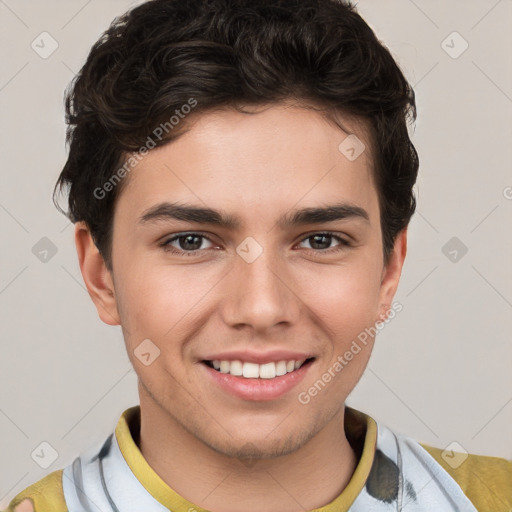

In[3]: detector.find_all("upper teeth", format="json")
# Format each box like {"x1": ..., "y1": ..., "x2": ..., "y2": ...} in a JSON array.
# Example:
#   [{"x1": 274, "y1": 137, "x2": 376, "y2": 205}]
[{"x1": 212, "y1": 359, "x2": 306, "y2": 378}]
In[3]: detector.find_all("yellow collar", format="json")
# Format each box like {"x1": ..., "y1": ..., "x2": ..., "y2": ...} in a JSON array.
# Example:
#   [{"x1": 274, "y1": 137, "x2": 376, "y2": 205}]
[{"x1": 115, "y1": 404, "x2": 377, "y2": 511}]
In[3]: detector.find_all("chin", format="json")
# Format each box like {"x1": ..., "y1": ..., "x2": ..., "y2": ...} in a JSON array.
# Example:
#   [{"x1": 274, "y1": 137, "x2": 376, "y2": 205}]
[
  {"x1": 213, "y1": 437, "x2": 299, "y2": 461},
  {"x1": 200, "y1": 422, "x2": 318, "y2": 462}
]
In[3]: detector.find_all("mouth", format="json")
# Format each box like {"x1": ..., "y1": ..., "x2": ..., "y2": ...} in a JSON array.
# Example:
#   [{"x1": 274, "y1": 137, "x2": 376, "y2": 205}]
[
  {"x1": 202, "y1": 357, "x2": 316, "y2": 379},
  {"x1": 200, "y1": 357, "x2": 316, "y2": 401}
]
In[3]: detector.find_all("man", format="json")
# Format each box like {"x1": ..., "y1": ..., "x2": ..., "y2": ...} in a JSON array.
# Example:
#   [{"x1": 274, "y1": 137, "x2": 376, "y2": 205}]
[{"x1": 6, "y1": 0, "x2": 511, "y2": 511}]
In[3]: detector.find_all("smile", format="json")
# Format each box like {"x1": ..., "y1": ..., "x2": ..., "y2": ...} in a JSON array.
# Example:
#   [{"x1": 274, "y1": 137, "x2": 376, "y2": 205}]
[
  {"x1": 204, "y1": 358, "x2": 313, "y2": 379},
  {"x1": 200, "y1": 357, "x2": 316, "y2": 401}
]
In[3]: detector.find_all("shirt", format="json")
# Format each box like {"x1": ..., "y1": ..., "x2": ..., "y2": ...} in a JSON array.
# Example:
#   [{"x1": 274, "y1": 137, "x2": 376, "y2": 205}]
[{"x1": 5, "y1": 405, "x2": 512, "y2": 511}]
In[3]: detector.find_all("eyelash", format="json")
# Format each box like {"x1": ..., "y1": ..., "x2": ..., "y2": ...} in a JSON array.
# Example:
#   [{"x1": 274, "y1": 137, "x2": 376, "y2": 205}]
[{"x1": 159, "y1": 231, "x2": 352, "y2": 257}]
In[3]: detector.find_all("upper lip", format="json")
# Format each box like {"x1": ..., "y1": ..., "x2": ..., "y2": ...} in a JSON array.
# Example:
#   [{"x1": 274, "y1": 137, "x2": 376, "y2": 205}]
[{"x1": 201, "y1": 350, "x2": 315, "y2": 365}]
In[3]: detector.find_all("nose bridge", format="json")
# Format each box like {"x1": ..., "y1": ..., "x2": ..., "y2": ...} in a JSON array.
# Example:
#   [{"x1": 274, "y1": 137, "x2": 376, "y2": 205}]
[{"x1": 223, "y1": 236, "x2": 299, "y2": 330}]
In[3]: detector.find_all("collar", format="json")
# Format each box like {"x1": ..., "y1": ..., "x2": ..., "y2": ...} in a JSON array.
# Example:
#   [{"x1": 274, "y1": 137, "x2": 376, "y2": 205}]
[
  {"x1": 114, "y1": 404, "x2": 377, "y2": 511},
  {"x1": 62, "y1": 404, "x2": 478, "y2": 511}
]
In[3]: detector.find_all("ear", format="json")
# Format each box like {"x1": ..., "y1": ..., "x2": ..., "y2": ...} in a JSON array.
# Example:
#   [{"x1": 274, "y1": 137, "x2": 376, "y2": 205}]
[
  {"x1": 74, "y1": 221, "x2": 121, "y2": 326},
  {"x1": 376, "y1": 227, "x2": 407, "y2": 323}
]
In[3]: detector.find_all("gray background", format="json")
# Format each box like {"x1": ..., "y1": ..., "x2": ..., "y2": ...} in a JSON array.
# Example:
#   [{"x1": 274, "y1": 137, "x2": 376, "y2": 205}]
[{"x1": 1, "y1": 0, "x2": 511, "y2": 506}]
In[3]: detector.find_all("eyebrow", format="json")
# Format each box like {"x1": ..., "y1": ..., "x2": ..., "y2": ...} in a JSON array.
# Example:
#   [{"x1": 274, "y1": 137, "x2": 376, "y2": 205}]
[{"x1": 137, "y1": 201, "x2": 370, "y2": 229}]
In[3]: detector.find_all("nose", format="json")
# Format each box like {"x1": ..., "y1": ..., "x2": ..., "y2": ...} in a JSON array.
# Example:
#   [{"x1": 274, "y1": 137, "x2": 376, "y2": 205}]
[{"x1": 220, "y1": 242, "x2": 301, "y2": 333}]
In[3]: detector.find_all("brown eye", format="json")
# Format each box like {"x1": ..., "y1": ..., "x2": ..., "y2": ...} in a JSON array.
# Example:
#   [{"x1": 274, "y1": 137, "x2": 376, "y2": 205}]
[
  {"x1": 297, "y1": 232, "x2": 351, "y2": 253},
  {"x1": 161, "y1": 233, "x2": 214, "y2": 255}
]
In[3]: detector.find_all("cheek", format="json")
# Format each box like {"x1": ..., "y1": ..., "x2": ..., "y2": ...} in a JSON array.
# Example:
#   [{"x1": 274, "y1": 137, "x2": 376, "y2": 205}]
[
  {"x1": 301, "y1": 259, "x2": 382, "y2": 329},
  {"x1": 115, "y1": 260, "x2": 179, "y2": 319},
  {"x1": 115, "y1": 264, "x2": 217, "y2": 356}
]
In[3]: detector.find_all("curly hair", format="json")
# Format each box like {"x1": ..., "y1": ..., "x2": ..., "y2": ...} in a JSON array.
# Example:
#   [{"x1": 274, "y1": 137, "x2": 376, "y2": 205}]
[{"x1": 53, "y1": 0, "x2": 419, "y2": 271}]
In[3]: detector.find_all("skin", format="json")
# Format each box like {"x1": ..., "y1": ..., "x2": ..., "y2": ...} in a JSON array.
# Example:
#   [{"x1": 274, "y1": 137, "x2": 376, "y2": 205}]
[
  {"x1": 12, "y1": 499, "x2": 34, "y2": 512},
  {"x1": 75, "y1": 102, "x2": 407, "y2": 512}
]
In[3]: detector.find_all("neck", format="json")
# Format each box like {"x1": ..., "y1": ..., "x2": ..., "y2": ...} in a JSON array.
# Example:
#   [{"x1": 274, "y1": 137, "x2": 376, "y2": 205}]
[{"x1": 136, "y1": 398, "x2": 359, "y2": 512}]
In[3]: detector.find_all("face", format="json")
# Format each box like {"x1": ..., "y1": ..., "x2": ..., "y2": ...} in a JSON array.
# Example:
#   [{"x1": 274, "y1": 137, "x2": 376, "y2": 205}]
[{"x1": 78, "y1": 102, "x2": 406, "y2": 460}]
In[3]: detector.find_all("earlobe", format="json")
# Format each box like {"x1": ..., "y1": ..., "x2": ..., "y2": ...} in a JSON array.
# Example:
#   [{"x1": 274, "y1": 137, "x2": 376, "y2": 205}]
[
  {"x1": 376, "y1": 228, "x2": 408, "y2": 323},
  {"x1": 74, "y1": 221, "x2": 121, "y2": 326}
]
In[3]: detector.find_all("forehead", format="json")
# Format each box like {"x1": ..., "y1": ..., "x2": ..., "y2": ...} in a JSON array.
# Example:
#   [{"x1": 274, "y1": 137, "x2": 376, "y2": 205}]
[{"x1": 115, "y1": 103, "x2": 378, "y2": 226}]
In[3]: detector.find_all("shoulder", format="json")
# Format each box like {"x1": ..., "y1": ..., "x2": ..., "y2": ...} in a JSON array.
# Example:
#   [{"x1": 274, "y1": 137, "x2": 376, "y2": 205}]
[
  {"x1": 420, "y1": 443, "x2": 512, "y2": 512},
  {"x1": 4, "y1": 469, "x2": 67, "y2": 512}
]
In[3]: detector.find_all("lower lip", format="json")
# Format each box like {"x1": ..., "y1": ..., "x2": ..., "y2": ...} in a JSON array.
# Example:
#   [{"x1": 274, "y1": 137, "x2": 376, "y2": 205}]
[{"x1": 200, "y1": 360, "x2": 314, "y2": 401}]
